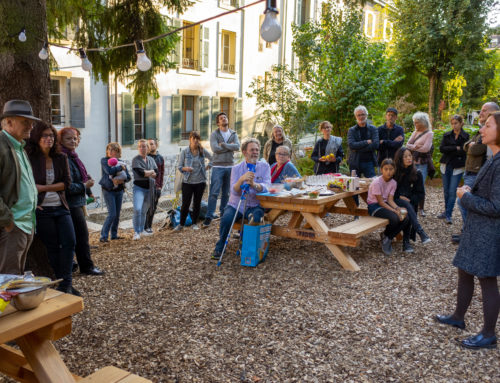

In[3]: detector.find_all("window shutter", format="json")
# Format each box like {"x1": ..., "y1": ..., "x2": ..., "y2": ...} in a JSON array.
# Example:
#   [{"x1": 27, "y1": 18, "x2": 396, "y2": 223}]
[
  {"x1": 121, "y1": 93, "x2": 134, "y2": 145},
  {"x1": 199, "y1": 96, "x2": 210, "y2": 140},
  {"x1": 145, "y1": 96, "x2": 157, "y2": 140},
  {"x1": 171, "y1": 95, "x2": 182, "y2": 143},
  {"x1": 69, "y1": 78, "x2": 85, "y2": 129},
  {"x1": 296, "y1": 0, "x2": 303, "y2": 24},
  {"x1": 173, "y1": 19, "x2": 182, "y2": 66},
  {"x1": 201, "y1": 26, "x2": 209, "y2": 69},
  {"x1": 234, "y1": 97, "x2": 243, "y2": 136},
  {"x1": 211, "y1": 97, "x2": 220, "y2": 130}
]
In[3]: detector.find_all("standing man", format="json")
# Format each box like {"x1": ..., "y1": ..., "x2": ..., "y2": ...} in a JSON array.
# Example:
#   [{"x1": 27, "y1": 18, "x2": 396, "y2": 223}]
[
  {"x1": 203, "y1": 112, "x2": 240, "y2": 227},
  {"x1": 378, "y1": 107, "x2": 404, "y2": 165},
  {"x1": 144, "y1": 139, "x2": 164, "y2": 234},
  {"x1": 348, "y1": 105, "x2": 379, "y2": 177},
  {"x1": 211, "y1": 138, "x2": 270, "y2": 260},
  {"x1": 0, "y1": 100, "x2": 39, "y2": 274},
  {"x1": 453, "y1": 101, "x2": 500, "y2": 243}
]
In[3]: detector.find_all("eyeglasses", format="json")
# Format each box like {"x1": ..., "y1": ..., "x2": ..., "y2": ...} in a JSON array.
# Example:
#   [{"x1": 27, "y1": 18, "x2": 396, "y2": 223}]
[
  {"x1": 41, "y1": 134, "x2": 55, "y2": 139},
  {"x1": 276, "y1": 153, "x2": 289, "y2": 156}
]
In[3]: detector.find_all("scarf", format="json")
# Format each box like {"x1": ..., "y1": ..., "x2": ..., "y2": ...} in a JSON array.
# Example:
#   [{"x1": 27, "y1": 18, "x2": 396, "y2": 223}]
[
  {"x1": 271, "y1": 161, "x2": 288, "y2": 183},
  {"x1": 61, "y1": 146, "x2": 89, "y2": 182},
  {"x1": 324, "y1": 136, "x2": 342, "y2": 157}
]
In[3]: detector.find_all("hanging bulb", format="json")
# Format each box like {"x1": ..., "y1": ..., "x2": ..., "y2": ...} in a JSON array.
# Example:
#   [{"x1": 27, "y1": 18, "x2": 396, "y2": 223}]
[
  {"x1": 79, "y1": 48, "x2": 92, "y2": 72},
  {"x1": 18, "y1": 28, "x2": 27, "y2": 42},
  {"x1": 135, "y1": 40, "x2": 152, "y2": 71},
  {"x1": 38, "y1": 42, "x2": 49, "y2": 60},
  {"x1": 260, "y1": 0, "x2": 282, "y2": 43}
]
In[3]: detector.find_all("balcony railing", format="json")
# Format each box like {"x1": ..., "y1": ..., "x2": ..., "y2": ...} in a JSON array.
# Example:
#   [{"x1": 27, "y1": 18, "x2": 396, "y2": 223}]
[
  {"x1": 182, "y1": 58, "x2": 199, "y2": 70},
  {"x1": 221, "y1": 63, "x2": 235, "y2": 74}
]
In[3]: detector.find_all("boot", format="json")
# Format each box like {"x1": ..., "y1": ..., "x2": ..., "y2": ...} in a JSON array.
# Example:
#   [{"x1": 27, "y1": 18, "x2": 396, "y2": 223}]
[{"x1": 403, "y1": 239, "x2": 415, "y2": 253}]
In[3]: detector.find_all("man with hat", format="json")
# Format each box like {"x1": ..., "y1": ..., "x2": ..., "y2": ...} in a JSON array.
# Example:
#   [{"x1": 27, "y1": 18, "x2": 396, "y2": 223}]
[
  {"x1": 377, "y1": 107, "x2": 405, "y2": 165},
  {"x1": 0, "y1": 100, "x2": 39, "y2": 274}
]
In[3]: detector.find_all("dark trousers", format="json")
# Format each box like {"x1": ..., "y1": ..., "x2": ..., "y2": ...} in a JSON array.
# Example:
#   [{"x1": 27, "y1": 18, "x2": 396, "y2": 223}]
[
  {"x1": 70, "y1": 206, "x2": 95, "y2": 271},
  {"x1": 101, "y1": 189, "x2": 124, "y2": 240},
  {"x1": 370, "y1": 205, "x2": 410, "y2": 240},
  {"x1": 180, "y1": 182, "x2": 206, "y2": 226},
  {"x1": 36, "y1": 206, "x2": 76, "y2": 291},
  {"x1": 145, "y1": 188, "x2": 162, "y2": 230},
  {"x1": 394, "y1": 198, "x2": 422, "y2": 238}
]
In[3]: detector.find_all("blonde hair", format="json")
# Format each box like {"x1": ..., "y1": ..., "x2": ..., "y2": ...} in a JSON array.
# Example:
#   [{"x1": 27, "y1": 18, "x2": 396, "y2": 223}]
[{"x1": 106, "y1": 142, "x2": 122, "y2": 157}]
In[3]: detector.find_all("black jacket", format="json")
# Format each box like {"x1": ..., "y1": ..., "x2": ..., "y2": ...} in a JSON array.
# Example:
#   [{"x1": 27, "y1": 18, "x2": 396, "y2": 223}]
[
  {"x1": 377, "y1": 123, "x2": 404, "y2": 165},
  {"x1": 395, "y1": 168, "x2": 425, "y2": 212},
  {"x1": 66, "y1": 156, "x2": 88, "y2": 208},
  {"x1": 347, "y1": 124, "x2": 379, "y2": 170},
  {"x1": 439, "y1": 129, "x2": 470, "y2": 169}
]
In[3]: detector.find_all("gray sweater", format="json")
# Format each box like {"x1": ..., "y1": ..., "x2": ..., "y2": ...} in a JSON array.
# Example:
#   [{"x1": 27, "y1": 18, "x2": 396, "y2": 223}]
[{"x1": 209, "y1": 128, "x2": 240, "y2": 166}]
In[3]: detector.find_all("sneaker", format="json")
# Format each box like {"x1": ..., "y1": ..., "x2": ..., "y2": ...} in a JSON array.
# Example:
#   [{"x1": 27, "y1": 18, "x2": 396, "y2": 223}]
[
  {"x1": 211, "y1": 251, "x2": 221, "y2": 260},
  {"x1": 133, "y1": 233, "x2": 141, "y2": 240},
  {"x1": 191, "y1": 224, "x2": 200, "y2": 230},
  {"x1": 203, "y1": 218, "x2": 212, "y2": 227},
  {"x1": 99, "y1": 238, "x2": 108, "y2": 243},
  {"x1": 173, "y1": 225, "x2": 183, "y2": 232},
  {"x1": 437, "y1": 212, "x2": 447, "y2": 219},
  {"x1": 445, "y1": 217, "x2": 452, "y2": 225},
  {"x1": 144, "y1": 228, "x2": 153, "y2": 234},
  {"x1": 142, "y1": 230, "x2": 153, "y2": 236},
  {"x1": 381, "y1": 236, "x2": 393, "y2": 256},
  {"x1": 417, "y1": 229, "x2": 431, "y2": 244},
  {"x1": 403, "y1": 240, "x2": 414, "y2": 253},
  {"x1": 420, "y1": 210, "x2": 426, "y2": 217}
]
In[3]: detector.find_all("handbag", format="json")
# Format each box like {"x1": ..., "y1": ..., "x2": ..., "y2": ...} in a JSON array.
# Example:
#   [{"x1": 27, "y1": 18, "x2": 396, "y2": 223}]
[
  {"x1": 240, "y1": 223, "x2": 272, "y2": 267},
  {"x1": 174, "y1": 168, "x2": 183, "y2": 193}
]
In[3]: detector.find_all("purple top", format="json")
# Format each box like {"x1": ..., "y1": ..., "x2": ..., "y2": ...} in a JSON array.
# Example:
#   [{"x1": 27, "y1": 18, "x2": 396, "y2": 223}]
[{"x1": 228, "y1": 160, "x2": 271, "y2": 212}]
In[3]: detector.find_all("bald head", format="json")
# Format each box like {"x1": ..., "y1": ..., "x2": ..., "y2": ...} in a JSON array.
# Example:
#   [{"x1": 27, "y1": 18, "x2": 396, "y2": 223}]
[{"x1": 479, "y1": 102, "x2": 500, "y2": 125}]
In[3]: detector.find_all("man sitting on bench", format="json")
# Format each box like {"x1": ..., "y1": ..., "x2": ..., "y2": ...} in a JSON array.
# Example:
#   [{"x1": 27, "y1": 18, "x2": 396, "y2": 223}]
[{"x1": 211, "y1": 138, "x2": 271, "y2": 260}]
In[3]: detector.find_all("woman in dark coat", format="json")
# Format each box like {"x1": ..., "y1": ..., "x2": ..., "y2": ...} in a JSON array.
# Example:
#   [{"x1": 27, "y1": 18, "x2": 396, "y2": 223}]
[
  {"x1": 311, "y1": 121, "x2": 344, "y2": 175},
  {"x1": 435, "y1": 112, "x2": 500, "y2": 349},
  {"x1": 26, "y1": 122, "x2": 78, "y2": 295}
]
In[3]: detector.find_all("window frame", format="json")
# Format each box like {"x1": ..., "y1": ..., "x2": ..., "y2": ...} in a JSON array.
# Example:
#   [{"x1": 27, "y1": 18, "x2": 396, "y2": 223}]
[{"x1": 220, "y1": 30, "x2": 236, "y2": 74}]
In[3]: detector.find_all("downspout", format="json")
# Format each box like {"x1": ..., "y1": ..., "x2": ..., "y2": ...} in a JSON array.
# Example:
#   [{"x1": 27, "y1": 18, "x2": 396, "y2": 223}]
[
  {"x1": 114, "y1": 76, "x2": 118, "y2": 142},
  {"x1": 239, "y1": 8, "x2": 245, "y2": 98},
  {"x1": 107, "y1": 75, "x2": 111, "y2": 143}
]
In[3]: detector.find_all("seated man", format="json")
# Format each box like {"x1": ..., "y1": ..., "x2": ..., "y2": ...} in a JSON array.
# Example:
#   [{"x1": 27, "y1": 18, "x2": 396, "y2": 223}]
[{"x1": 211, "y1": 138, "x2": 271, "y2": 260}]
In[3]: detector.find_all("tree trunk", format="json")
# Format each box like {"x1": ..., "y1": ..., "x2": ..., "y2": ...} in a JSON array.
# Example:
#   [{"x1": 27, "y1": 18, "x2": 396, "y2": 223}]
[
  {"x1": 428, "y1": 71, "x2": 438, "y2": 125},
  {"x1": 0, "y1": 0, "x2": 51, "y2": 121}
]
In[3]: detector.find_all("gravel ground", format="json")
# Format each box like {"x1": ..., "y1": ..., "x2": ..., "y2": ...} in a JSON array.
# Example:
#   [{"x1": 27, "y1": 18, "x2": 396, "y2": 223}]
[{"x1": 2, "y1": 185, "x2": 499, "y2": 382}]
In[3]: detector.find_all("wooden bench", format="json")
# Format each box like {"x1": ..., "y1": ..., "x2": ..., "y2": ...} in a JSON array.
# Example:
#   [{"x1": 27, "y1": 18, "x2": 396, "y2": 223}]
[
  {"x1": 328, "y1": 216, "x2": 388, "y2": 247},
  {"x1": 79, "y1": 366, "x2": 152, "y2": 382}
]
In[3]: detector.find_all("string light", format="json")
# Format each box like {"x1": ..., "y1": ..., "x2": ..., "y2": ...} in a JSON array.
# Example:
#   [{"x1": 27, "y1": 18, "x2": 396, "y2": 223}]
[
  {"x1": 135, "y1": 40, "x2": 152, "y2": 71},
  {"x1": 79, "y1": 48, "x2": 92, "y2": 71},
  {"x1": 38, "y1": 42, "x2": 49, "y2": 60},
  {"x1": 18, "y1": 27, "x2": 27, "y2": 42},
  {"x1": 260, "y1": 0, "x2": 282, "y2": 43}
]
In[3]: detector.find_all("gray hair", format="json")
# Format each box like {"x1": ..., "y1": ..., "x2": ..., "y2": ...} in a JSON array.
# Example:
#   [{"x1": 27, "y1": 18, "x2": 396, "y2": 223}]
[
  {"x1": 354, "y1": 105, "x2": 368, "y2": 116},
  {"x1": 241, "y1": 137, "x2": 260, "y2": 152},
  {"x1": 276, "y1": 145, "x2": 291, "y2": 155},
  {"x1": 412, "y1": 111, "x2": 432, "y2": 130},
  {"x1": 484, "y1": 102, "x2": 500, "y2": 112}
]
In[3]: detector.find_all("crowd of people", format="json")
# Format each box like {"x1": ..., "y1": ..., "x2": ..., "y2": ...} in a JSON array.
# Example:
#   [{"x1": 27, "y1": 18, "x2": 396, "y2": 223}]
[{"x1": 0, "y1": 99, "x2": 498, "y2": 349}]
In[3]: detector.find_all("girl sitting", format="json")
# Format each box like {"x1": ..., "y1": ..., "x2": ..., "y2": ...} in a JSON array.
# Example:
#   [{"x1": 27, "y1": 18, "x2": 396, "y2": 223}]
[{"x1": 367, "y1": 158, "x2": 411, "y2": 255}]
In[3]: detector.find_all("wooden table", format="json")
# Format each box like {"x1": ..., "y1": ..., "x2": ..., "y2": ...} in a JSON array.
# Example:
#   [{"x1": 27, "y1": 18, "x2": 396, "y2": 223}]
[
  {"x1": 0, "y1": 289, "x2": 84, "y2": 383},
  {"x1": 255, "y1": 187, "x2": 388, "y2": 271}
]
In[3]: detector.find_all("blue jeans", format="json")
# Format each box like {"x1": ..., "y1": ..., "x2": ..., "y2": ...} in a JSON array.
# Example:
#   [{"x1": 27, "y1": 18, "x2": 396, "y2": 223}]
[
  {"x1": 214, "y1": 204, "x2": 265, "y2": 253},
  {"x1": 101, "y1": 189, "x2": 124, "y2": 240},
  {"x1": 36, "y1": 206, "x2": 76, "y2": 291},
  {"x1": 133, "y1": 185, "x2": 151, "y2": 234},
  {"x1": 441, "y1": 165, "x2": 463, "y2": 220},
  {"x1": 207, "y1": 167, "x2": 232, "y2": 219},
  {"x1": 457, "y1": 172, "x2": 477, "y2": 230},
  {"x1": 415, "y1": 164, "x2": 428, "y2": 191}
]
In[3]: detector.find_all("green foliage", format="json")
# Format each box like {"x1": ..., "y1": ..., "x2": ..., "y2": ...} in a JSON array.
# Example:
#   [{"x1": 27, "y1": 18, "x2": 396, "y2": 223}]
[
  {"x1": 296, "y1": 156, "x2": 315, "y2": 176},
  {"x1": 292, "y1": 2, "x2": 399, "y2": 139},
  {"x1": 442, "y1": 72, "x2": 467, "y2": 121},
  {"x1": 482, "y1": 50, "x2": 500, "y2": 103}
]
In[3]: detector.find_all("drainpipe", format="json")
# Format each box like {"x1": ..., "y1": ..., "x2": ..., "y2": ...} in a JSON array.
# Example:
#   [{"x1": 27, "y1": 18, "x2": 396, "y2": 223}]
[
  {"x1": 106, "y1": 75, "x2": 111, "y2": 143},
  {"x1": 114, "y1": 76, "x2": 118, "y2": 142}
]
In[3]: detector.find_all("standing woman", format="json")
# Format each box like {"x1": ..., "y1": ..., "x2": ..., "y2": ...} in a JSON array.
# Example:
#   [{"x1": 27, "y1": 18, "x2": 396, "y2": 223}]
[
  {"x1": 435, "y1": 112, "x2": 500, "y2": 349},
  {"x1": 99, "y1": 142, "x2": 130, "y2": 242},
  {"x1": 263, "y1": 125, "x2": 294, "y2": 166},
  {"x1": 59, "y1": 127, "x2": 104, "y2": 276},
  {"x1": 132, "y1": 139, "x2": 157, "y2": 240},
  {"x1": 437, "y1": 115, "x2": 469, "y2": 224},
  {"x1": 406, "y1": 112, "x2": 434, "y2": 216},
  {"x1": 175, "y1": 131, "x2": 212, "y2": 231},
  {"x1": 311, "y1": 121, "x2": 344, "y2": 175},
  {"x1": 26, "y1": 122, "x2": 78, "y2": 295}
]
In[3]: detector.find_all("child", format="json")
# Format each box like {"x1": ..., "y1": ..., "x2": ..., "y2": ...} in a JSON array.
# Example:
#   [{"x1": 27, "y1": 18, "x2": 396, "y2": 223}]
[
  {"x1": 108, "y1": 157, "x2": 128, "y2": 189},
  {"x1": 367, "y1": 158, "x2": 411, "y2": 255}
]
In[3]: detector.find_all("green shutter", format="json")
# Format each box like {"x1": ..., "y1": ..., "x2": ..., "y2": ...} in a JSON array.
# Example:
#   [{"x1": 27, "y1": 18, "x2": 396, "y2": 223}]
[
  {"x1": 171, "y1": 95, "x2": 182, "y2": 143},
  {"x1": 199, "y1": 96, "x2": 210, "y2": 140},
  {"x1": 201, "y1": 27, "x2": 209, "y2": 69},
  {"x1": 145, "y1": 96, "x2": 157, "y2": 140},
  {"x1": 121, "y1": 93, "x2": 134, "y2": 145},
  {"x1": 173, "y1": 19, "x2": 182, "y2": 66},
  {"x1": 235, "y1": 97, "x2": 243, "y2": 136},
  {"x1": 211, "y1": 96, "x2": 220, "y2": 130},
  {"x1": 296, "y1": 0, "x2": 303, "y2": 24}
]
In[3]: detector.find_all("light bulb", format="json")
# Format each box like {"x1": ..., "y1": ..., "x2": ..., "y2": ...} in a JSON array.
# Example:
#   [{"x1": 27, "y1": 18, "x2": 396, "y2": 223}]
[
  {"x1": 79, "y1": 48, "x2": 92, "y2": 72},
  {"x1": 18, "y1": 28, "x2": 27, "y2": 42},
  {"x1": 260, "y1": 10, "x2": 282, "y2": 43},
  {"x1": 38, "y1": 43, "x2": 49, "y2": 60},
  {"x1": 137, "y1": 52, "x2": 152, "y2": 71}
]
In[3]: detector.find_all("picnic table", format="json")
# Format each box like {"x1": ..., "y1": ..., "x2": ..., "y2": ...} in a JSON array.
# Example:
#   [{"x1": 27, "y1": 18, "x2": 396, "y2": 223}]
[
  {"x1": 254, "y1": 183, "x2": 388, "y2": 271},
  {"x1": 0, "y1": 289, "x2": 150, "y2": 383}
]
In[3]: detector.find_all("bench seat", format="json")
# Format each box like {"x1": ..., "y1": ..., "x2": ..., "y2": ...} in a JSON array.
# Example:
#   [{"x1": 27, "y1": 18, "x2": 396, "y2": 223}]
[
  {"x1": 328, "y1": 216, "x2": 388, "y2": 245},
  {"x1": 80, "y1": 366, "x2": 152, "y2": 383}
]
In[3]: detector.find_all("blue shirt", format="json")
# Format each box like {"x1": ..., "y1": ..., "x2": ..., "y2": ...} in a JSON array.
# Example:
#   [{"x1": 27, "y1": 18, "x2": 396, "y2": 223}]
[{"x1": 228, "y1": 160, "x2": 271, "y2": 211}]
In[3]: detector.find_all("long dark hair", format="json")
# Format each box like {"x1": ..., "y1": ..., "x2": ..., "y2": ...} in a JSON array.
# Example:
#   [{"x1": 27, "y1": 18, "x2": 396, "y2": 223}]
[
  {"x1": 394, "y1": 147, "x2": 418, "y2": 183},
  {"x1": 25, "y1": 121, "x2": 60, "y2": 158},
  {"x1": 189, "y1": 131, "x2": 204, "y2": 154}
]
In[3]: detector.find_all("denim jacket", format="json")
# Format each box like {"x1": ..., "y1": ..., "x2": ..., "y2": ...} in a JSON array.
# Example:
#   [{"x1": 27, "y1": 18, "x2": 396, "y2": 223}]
[{"x1": 178, "y1": 147, "x2": 213, "y2": 183}]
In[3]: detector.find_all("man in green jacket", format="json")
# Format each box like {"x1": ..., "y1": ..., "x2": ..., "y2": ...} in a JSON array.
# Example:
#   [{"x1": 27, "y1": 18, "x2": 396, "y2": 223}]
[{"x1": 0, "y1": 100, "x2": 39, "y2": 274}]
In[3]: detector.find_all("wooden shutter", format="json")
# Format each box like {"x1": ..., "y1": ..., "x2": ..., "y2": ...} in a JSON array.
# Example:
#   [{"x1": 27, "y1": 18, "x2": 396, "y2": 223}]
[
  {"x1": 200, "y1": 26, "x2": 209, "y2": 69},
  {"x1": 171, "y1": 95, "x2": 182, "y2": 143},
  {"x1": 199, "y1": 96, "x2": 210, "y2": 140},
  {"x1": 69, "y1": 78, "x2": 85, "y2": 129},
  {"x1": 145, "y1": 96, "x2": 157, "y2": 140},
  {"x1": 234, "y1": 97, "x2": 243, "y2": 136},
  {"x1": 121, "y1": 93, "x2": 134, "y2": 145},
  {"x1": 173, "y1": 19, "x2": 182, "y2": 66},
  {"x1": 211, "y1": 97, "x2": 220, "y2": 130}
]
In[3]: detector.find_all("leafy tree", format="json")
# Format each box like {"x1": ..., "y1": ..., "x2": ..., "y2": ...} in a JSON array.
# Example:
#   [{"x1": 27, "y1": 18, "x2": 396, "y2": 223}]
[
  {"x1": 390, "y1": 0, "x2": 495, "y2": 121},
  {"x1": 292, "y1": 1, "x2": 398, "y2": 138}
]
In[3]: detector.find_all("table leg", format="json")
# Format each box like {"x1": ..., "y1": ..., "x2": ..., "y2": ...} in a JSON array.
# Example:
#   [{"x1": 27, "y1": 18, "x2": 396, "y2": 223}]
[
  {"x1": 287, "y1": 212, "x2": 303, "y2": 228},
  {"x1": 302, "y1": 212, "x2": 360, "y2": 271},
  {"x1": 16, "y1": 332, "x2": 76, "y2": 383}
]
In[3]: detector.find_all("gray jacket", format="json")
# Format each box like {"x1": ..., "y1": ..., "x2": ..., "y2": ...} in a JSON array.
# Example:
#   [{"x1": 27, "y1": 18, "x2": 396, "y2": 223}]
[
  {"x1": 452, "y1": 151, "x2": 500, "y2": 277},
  {"x1": 209, "y1": 128, "x2": 240, "y2": 166},
  {"x1": 178, "y1": 147, "x2": 212, "y2": 183}
]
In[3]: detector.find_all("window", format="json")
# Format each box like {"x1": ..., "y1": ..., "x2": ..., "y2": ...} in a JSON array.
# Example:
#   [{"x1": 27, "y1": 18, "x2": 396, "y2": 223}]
[
  {"x1": 183, "y1": 22, "x2": 199, "y2": 69},
  {"x1": 121, "y1": 94, "x2": 157, "y2": 145},
  {"x1": 220, "y1": 97, "x2": 232, "y2": 119},
  {"x1": 182, "y1": 96, "x2": 195, "y2": 140},
  {"x1": 134, "y1": 104, "x2": 144, "y2": 140},
  {"x1": 383, "y1": 19, "x2": 393, "y2": 42},
  {"x1": 50, "y1": 79, "x2": 64, "y2": 125},
  {"x1": 364, "y1": 10, "x2": 376, "y2": 39},
  {"x1": 219, "y1": 0, "x2": 238, "y2": 8},
  {"x1": 221, "y1": 30, "x2": 236, "y2": 74},
  {"x1": 298, "y1": 0, "x2": 310, "y2": 26}
]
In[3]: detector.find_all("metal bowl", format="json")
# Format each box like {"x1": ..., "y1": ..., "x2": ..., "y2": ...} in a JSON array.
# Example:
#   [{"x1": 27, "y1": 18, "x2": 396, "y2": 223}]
[{"x1": 11, "y1": 277, "x2": 51, "y2": 311}]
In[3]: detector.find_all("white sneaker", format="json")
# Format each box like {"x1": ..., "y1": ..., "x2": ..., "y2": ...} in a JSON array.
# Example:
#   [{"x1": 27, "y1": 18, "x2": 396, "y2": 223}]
[
  {"x1": 191, "y1": 224, "x2": 200, "y2": 230},
  {"x1": 133, "y1": 233, "x2": 141, "y2": 240},
  {"x1": 142, "y1": 230, "x2": 153, "y2": 237},
  {"x1": 173, "y1": 225, "x2": 183, "y2": 232}
]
